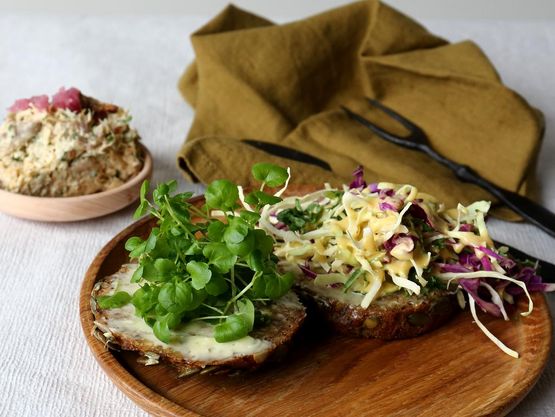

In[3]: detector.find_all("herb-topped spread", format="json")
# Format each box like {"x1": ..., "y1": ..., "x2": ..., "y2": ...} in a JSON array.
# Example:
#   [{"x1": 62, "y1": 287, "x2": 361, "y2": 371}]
[
  {"x1": 0, "y1": 87, "x2": 143, "y2": 197},
  {"x1": 96, "y1": 164, "x2": 299, "y2": 347}
]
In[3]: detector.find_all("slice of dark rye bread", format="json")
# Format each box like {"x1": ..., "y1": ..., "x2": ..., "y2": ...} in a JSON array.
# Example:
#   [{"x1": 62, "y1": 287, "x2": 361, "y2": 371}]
[
  {"x1": 91, "y1": 264, "x2": 306, "y2": 375},
  {"x1": 295, "y1": 284, "x2": 458, "y2": 340}
]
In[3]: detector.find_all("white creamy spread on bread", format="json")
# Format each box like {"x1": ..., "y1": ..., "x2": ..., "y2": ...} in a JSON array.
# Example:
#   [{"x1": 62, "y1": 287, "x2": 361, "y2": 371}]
[
  {"x1": 0, "y1": 101, "x2": 142, "y2": 196},
  {"x1": 97, "y1": 265, "x2": 273, "y2": 362}
]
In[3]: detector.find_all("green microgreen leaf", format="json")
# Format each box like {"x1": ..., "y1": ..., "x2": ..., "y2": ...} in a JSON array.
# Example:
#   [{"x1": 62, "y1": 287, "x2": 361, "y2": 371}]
[
  {"x1": 251, "y1": 271, "x2": 294, "y2": 299},
  {"x1": 207, "y1": 220, "x2": 226, "y2": 241},
  {"x1": 226, "y1": 230, "x2": 255, "y2": 257},
  {"x1": 205, "y1": 271, "x2": 229, "y2": 296},
  {"x1": 96, "y1": 291, "x2": 131, "y2": 309},
  {"x1": 133, "y1": 200, "x2": 148, "y2": 219},
  {"x1": 244, "y1": 190, "x2": 282, "y2": 207},
  {"x1": 132, "y1": 285, "x2": 159, "y2": 315},
  {"x1": 144, "y1": 229, "x2": 158, "y2": 253},
  {"x1": 186, "y1": 261, "x2": 212, "y2": 290},
  {"x1": 141, "y1": 261, "x2": 169, "y2": 282},
  {"x1": 203, "y1": 243, "x2": 238, "y2": 274},
  {"x1": 251, "y1": 163, "x2": 288, "y2": 187},
  {"x1": 246, "y1": 250, "x2": 264, "y2": 272},
  {"x1": 237, "y1": 298, "x2": 255, "y2": 328},
  {"x1": 140, "y1": 180, "x2": 150, "y2": 201},
  {"x1": 264, "y1": 272, "x2": 295, "y2": 299},
  {"x1": 125, "y1": 236, "x2": 143, "y2": 251},
  {"x1": 153, "y1": 316, "x2": 171, "y2": 343},
  {"x1": 158, "y1": 281, "x2": 194, "y2": 314},
  {"x1": 214, "y1": 313, "x2": 250, "y2": 343},
  {"x1": 153, "y1": 180, "x2": 177, "y2": 205},
  {"x1": 240, "y1": 210, "x2": 261, "y2": 225},
  {"x1": 131, "y1": 265, "x2": 144, "y2": 283},
  {"x1": 128, "y1": 241, "x2": 147, "y2": 259},
  {"x1": 252, "y1": 229, "x2": 274, "y2": 257},
  {"x1": 205, "y1": 179, "x2": 239, "y2": 211},
  {"x1": 154, "y1": 258, "x2": 175, "y2": 278},
  {"x1": 223, "y1": 217, "x2": 250, "y2": 244}
]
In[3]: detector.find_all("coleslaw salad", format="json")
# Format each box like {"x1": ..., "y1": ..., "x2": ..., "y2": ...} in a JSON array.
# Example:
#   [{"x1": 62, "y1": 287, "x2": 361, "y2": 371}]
[{"x1": 255, "y1": 167, "x2": 554, "y2": 358}]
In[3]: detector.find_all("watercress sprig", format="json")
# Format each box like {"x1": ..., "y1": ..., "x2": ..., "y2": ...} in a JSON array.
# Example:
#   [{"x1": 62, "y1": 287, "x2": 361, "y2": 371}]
[{"x1": 99, "y1": 163, "x2": 293, "y2": 344}]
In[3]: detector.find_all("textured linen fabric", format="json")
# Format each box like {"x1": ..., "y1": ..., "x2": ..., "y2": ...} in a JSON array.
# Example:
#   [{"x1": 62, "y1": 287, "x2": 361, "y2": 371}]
[
  {"x1": 0, "y1": 13, "x2": 554, "y2": 417},
  {"x1": 177, "y1": 1, "x2": 543, "y2": 221}
]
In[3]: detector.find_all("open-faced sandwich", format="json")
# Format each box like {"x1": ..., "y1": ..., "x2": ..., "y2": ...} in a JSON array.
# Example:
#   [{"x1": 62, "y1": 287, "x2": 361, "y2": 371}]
[
  {"x1": 92, "y1": 164, "x2": 306, "y2": 375},
  {"x1": 0, "y1": 87, "x2": 143, "y2": 197},
  {"x1": 91, "y1": 164, "x2": 553, "y2": 376},
  {"x1": 258, "y1": 167, "x2": 555, "y2": 358}
]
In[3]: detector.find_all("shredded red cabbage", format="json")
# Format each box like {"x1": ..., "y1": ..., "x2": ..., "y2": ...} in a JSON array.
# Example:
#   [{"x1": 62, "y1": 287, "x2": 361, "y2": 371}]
[
  {"x1": 458, "y1": 252, "x2": 482, "y2": 271},
  {"x1": 444, "y1": 246, "x2": 554, "y2": 315},
  {"x1": 478, "y1": 246, "x2": 516, "y2": 270},
  {"x1": 379, "y1": 188, "x2": 395, "y2": 198},
  {"x1": 407, "y1": 203, "x2": 434, "y2": 227},
  {"x1": 349, "y1": 166, "x2": 366, "y2": 189},
  {"x1": 480, "y1": 255, "x2": 493, "y2": 271},
  {"x1": 505, "y1": 266, "x2": 555, "y2": 295},
  {"x1": 379, "y1": 201, "x2": 398, "y2": 212},
  {"x1": 383, "y1": 233, "x2": 415, "y2": 253},
  {"x1": 275, "y1": 221, "x2": 288, "y2": 230},
  {"x1": 368, "y1": 183, "x2": 379, "y2": 193},
  {"x1": 459, "y1": 279, "x2": 502, "y2": 318},
  {"x1": 299, "y1": 263, "x2": 317, "y2": 279},
  {"x1": 459, "y1": 223, "x2": 474, "y2": 232}
]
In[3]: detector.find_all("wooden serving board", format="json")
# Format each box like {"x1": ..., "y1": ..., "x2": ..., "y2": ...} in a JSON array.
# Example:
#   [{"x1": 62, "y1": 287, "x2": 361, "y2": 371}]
[{"x1": 80, "y1": 193, "x2": 552, "y2": 417}]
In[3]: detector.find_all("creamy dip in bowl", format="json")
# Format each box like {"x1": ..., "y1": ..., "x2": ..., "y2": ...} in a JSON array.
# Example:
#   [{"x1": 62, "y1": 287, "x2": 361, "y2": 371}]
[{"x1": 0, "y1": 87, "x2": 143, "y2": 197}]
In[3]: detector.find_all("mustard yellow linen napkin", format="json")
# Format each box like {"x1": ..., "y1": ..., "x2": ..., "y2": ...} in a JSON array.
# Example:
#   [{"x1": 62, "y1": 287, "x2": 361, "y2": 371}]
[{"x1": 177, "y1": 0, "x2": 543, "y2": 219}]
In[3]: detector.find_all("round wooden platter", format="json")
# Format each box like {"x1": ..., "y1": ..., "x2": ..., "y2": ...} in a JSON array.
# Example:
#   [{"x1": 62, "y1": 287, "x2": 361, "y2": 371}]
[{"x1": 80, "y1": 192, "x2": 552, "y2": 417}]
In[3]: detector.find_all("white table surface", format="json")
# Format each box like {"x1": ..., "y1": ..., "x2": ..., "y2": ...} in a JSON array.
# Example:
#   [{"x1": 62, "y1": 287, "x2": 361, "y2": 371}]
[{"x1": 0, "y1": 14, "x2": 554, "y2": 417}]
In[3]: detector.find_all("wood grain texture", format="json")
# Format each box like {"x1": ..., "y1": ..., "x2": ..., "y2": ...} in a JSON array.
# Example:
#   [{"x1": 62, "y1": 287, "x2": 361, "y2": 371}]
[
  {"x1": 80, "y1": 188, "x2": 552, "y2": 417},
  {"x1": 0, "y1": 145, "x2": 152, "y2": 222}
]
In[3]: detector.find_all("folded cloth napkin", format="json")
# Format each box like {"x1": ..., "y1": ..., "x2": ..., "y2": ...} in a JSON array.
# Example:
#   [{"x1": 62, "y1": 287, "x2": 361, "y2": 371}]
[{"x1": 177, "y1": 0, "x2": 544, "y2": 219}]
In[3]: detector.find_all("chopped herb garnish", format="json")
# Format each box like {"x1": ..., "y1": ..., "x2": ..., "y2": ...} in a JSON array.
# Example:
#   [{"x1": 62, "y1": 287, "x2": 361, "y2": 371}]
[
  {"x1": 277, "y1": 199, "x2": 324, "y2": 232},
  {"x1": 343, "y1": 268, "x2": 363, "y2": 293}
]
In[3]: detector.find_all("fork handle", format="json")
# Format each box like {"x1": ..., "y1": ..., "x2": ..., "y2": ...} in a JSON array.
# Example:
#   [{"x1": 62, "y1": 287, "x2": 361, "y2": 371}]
[{"x1": 443, "y1": 160, "x2": 555, "y2": 239}]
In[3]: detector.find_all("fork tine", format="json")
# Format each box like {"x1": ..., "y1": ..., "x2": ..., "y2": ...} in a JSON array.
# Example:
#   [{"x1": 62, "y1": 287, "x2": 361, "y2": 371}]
[
  {"x1": 340, "y1": 105, "x2": 396, "y2": 141},
  {"x1": 365, "y1": 98, "x2": 423, "y2": 135}
]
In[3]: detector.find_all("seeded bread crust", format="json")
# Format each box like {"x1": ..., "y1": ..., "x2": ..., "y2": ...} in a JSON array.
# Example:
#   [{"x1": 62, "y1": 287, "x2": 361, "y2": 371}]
[
  {"x1": 92, "y1": 271, "x2": 306, "y2": 375},
  {"x1": 296, "y1": 285, "x2": 458, "y2": 340}
]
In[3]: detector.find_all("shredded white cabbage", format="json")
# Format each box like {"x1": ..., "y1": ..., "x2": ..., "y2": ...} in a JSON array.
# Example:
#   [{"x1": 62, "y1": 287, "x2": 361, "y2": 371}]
[
  {"x1": 260, "y1": 184, "x2": 466, "y2": 308},
  {"x1": 237, "y1": 185, "x2": 254, "y2": 212},
  {"x1": 435, "y1": 271, "x2": 533, "y2": 316},
  {"x1": 258, "y1": 179, "x2": 539, "y2": 359},
  {"x1": 361, "y1": 279, "x2": 383, "y2": 309},
  {"x1": 274, "y1": 167, "x2": 291, "y2": 198},
  {"x1": 391, "y1": 273, "x2": 421, "y2": 295},
  {"x1": 480, "y1": 281, "x2": 509, "y2": 321},
  {"x1": 456, "y1": 290, "x2": 466, "y2": 309},
  {"x1": 468, "y1": 296, "x2": 519, "y2": 359}
]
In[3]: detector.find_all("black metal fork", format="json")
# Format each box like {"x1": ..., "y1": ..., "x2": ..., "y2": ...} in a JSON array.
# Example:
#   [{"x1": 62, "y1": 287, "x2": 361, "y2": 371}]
[{"x1": 342, "y1": 98, "x2": 555, "y2": 239}]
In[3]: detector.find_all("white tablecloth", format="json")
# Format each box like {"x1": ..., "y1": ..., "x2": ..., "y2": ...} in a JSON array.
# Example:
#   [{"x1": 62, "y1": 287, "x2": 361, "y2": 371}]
[{"x1": 0, "y1": 14, "x2": 554, "y2": 417}]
